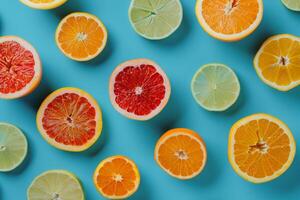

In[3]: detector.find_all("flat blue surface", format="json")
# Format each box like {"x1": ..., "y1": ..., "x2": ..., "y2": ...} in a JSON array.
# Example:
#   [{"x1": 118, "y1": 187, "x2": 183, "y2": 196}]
[{"x1": 1, "y1": 0, "x2": 300, "y2": 199}]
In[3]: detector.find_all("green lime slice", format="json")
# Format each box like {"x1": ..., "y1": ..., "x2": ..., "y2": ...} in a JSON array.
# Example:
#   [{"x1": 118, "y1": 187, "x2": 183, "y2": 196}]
[
  {"x1": 27, "y1": 170, "x2": 85, "y2": 200},
  {"x1": 0, "y1": 122, "x2": 28, "y2": 172},
  {"x1": 129, "y1": 0, "x2": 183, "y2": 40},
  {"x1": 282, "y1": 0, "x2": 300, "y2": 11},
  {"x1": 191, "y1": 63, "x2": 240, "y2": 111}
]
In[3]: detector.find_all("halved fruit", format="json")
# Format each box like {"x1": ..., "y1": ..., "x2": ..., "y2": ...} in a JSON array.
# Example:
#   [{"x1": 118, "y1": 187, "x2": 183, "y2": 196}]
[
  {"x1": 154, "y1": 128, "x2": 207, "y2": 179},
  {"x1": 195, "y1": 0, "x2": 263, "y2": 41},
  {"x1": 0, "y1": 36, "x2": 42, "y2": 99},
  {"x1": 254, "y1": 34, "x2": 300, "y2": 91},
  {"x1": 228, "y1": 113, "x2": 296, "y2": 183},
  {"x1": 282, "y1": 0, "x2": 300, "y2": 11},
  {"x1": 27, "y1": 170, "x2": 84, "y2": 200},
  {"x1": 55, "y1": 12, "x2": 108, "y2": 61},
  {"x1": 20, "y1": 0, "x2": 67, "y2": 10},
  {"x1": 93, "y1": 155, "x2": 140, "y2": 199},
  {"x1": 109, "y1": 58, "x2": 171, "y2": 120},
  {"x1": 36, "y1": 87, "x2": 102, "y2": 152}
]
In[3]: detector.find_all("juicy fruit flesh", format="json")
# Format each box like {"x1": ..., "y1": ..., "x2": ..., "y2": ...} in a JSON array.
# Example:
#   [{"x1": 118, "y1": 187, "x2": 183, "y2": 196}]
[
  {"x1": 42, "y1": 92, "x2": 97, "y2": 146},
  {"x1": 282, "y1": 0, "x2": 300, "y2": 11},
  {"x1": 114, "y1": 64, "x2": 166, "y2": 116},
  {"x1": 201, "y1": 0, "x2": 259, "y2": 34},
  {"x1": 29, "y1": 0, "x2": 55, "y2": 3},
  {"x1": 0, "y1": 41, "x2": 35, "y2": 94}
]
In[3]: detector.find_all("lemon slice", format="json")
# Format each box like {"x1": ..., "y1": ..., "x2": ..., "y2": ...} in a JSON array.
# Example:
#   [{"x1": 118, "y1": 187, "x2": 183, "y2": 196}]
[
  {"x1": 20, "y1": 0, "x2": 67, "y2": 10},
  {"x1": 282, "y1": 0, "x2": 300, "y2": 11}
]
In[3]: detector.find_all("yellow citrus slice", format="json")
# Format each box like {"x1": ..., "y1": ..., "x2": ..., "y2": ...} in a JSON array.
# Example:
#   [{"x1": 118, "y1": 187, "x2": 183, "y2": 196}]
[
  {"x1": 254, "y1": 34, "x2": 300, "y2": 91},
  {"x1": 93, "y1": 155, "x2": 140, "y2": 199},
  {"x1": 228, "y1": 113, "x2": 296, "y2": 183},
  {"x1": 195, "y1": 0, "x2": 263, "y2": 41},
  {"x1": 154, "y1": 128, "x2": 207, "y2": 180},
  {"x1": 20, "y1": 0, "x2": 67, "y2": 10},
  {"x1": 55, "y1": 12, "x2": 108, "y2": 61}
]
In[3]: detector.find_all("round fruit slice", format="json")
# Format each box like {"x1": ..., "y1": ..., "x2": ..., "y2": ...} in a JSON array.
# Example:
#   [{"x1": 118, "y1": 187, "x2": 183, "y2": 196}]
[
  {"x1": 27, "y1": 170, "x2": 84, "y2": 200},
  {"x1": 129, "y1": 0, "x2": 183, "y2": 40},
  {"x1": 154, "y1": 128, "x2": 207, "y2": 179},
  {"x1": 0, "y1": 123, "x2": 28, "y2": 172},
  {"x1": 36, "y1": 87, "x2": 102, "y2": 152},
  {"x1": 228, "y1": 113, "x2": 296, "y2": 183},
  {"x1": 191, "y1": 63, "x2": 240, "y2": 111},
  {"x1": 0, "y1": 36, "x2": 42, "y2": 99},
  {"x1": 55, "y1": 12, "x2": 108, "y2": 61},
  {"x1": 195, "y1": 0, "x2": 263, "y2": 41},
  {"x1": 20, "y1": 0, "x2": 67, "y2": 10},
  {"x1": 109, "y1": 59, "x2": 171, "y2": 120},
  {"x1": 254, "y1": 34, "x2": 300, "y2": 91},
  {"x1": 282, "y1": 0, "x2": 300, "y2": 11},
  {"x1": 93, "y1": 155, "x2": 140, "y2": 199}
]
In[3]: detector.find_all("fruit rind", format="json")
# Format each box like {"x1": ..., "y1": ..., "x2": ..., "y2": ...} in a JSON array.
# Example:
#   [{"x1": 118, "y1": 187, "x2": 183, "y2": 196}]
[
  {"x1": 19, "y1": 0, "x2": 68, "y2": 10},
  {"x1": 281, "y1": 0, "x2": 300, "y2": 11}
]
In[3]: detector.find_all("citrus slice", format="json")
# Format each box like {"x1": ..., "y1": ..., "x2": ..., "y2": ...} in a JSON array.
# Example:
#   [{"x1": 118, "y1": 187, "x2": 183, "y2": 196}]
[
  {"x1": 128, "y1": 0, "x2": 183, "y2": 40},
  {"x1": 254, "y1": 34, "x2": 300, "y2": 91},
  {"x1": 282, "y1": 0, "x2": 300, "y2": 11},
  {"x1": 228, "y1": 113, "x2": 296, "y2": 183},
  {"x1": 191, "y1": 63, "x2": 240, "y2": 111},
  {"x1": 0, "y1": 123, "x2": 28, "y2": 172},
  {"x1": 36, "y1": 87, "x2": 102, "y2": 152},
  {"x1": 20, "y1": 0, "x2": 67, "y2": 10},
  {"x1": 93, "y1": 155, "x2": 140, "y2": 199},
  {"x1": 55, "y1": 12, "x2": 108, "y2": 61},
  {"x1": 195, "y1": 0, "x2": 263, "y2": 41},
  {"x1": 0, "y1": 36, "x2": 42, "y2": 99},
  {"x1": 154, "y1": 128, "x2": 207, "y2": 179},
  {"x1": 109, "y1": 58, "x2": 171, "y2": 120},
  {"x1": 27, "y1": 170, "x2": 84, "y2": 200}
]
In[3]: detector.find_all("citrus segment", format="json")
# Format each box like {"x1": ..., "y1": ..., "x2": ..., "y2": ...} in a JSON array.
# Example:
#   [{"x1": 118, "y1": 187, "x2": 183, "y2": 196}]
[
  {"x1": 109, "y1": 59, "x2": 171, "y2": 120},
  {"x1": 154, "y1": 128, "x2": 207, "y2": 179},
  {"x1": 282, "y1": 0, "x2": 300, "y2": 11},
  {"x1": 55, "y1": 12, "x2": 107, "y2": 61},
  {"x1": 129, "y1": 0, "x2": 183, "y2": 40},
  {"x1": 254, "y1": 34, "x2": 300, "y2": 91},
  {"x1": 93, "y1": 155, "x2": 140, "y2": 199},
  {"x1": 36, "y1": 87, "x2": 102, "y2": 152},
  {"x1": 195, "y1": 0, "x2": 263, "y2": 41},
  {"x1": 20, "y1": 0, "x2": 67, "y2": 9},
  {"x1": 228, "y1": 113, "x2": 296, "y2": 183},
  {"x1": 0, "y1": 36, "x2": 42, "y2": 99}
]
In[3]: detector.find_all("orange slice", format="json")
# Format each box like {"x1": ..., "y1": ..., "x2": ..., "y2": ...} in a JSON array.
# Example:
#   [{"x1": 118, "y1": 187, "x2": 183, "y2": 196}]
[
  {"x1": 228, "y1": 113, "x2": 296, "y2": 183},
  {"x1": 195, "y1": 0, "x2": 263, "y2": 41},
  {"x1": 254, "y1": 34, "x2": 300, "y2": 91},
  {"x1": 154, "y1": 128, "x2": 207, "y2": 180},
  {"x1": 55, "y1": 12, "x2": 107, "y2": 61},
  {"x1": 20, "y1": 0, "x2": 67, "y2": 10},
  {"x1": 93, "y1": 155, "x2": 140, "y2": 199}
]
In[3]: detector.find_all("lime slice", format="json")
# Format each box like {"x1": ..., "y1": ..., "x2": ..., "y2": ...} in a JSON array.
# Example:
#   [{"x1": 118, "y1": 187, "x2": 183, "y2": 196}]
[
  {"x1": 128, "y1": 0, "x2": 183, "y2": 40},
  {"x1": 27, "y1": 170, "x2": 85, "y2": 200},
  {"x1": 282, "y1": 0, "x2": 300, "y2": 11},
  {"x1": 0, "y1": 123, "x2": 28, "y2": 172},
  {"x1": 191, "y1": 63, "x2": 240, "y2": 111}
]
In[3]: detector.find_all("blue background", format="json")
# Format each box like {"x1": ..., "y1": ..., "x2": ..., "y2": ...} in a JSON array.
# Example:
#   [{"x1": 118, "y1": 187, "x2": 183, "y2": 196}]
[{"x1": 1, "y1": 0, "x2": 300, "y2": 199}]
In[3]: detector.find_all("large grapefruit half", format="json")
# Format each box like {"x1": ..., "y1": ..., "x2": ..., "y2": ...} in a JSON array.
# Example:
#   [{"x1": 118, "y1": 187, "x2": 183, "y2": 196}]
[
  {"x1": 36, "y1": 87, "x2": 102, "y2": 152},
  {"x1": 109, "y1": 59, "x2": 171, "y2": 120},
  {"x1": 0, "y1": 36, "x2": 42, "y2": 99}
]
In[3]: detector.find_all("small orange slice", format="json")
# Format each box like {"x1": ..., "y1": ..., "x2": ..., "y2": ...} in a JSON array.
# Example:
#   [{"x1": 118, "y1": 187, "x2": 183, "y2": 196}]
[
  {"x1": 20, "y1": 0, "x2": 67, "y2": 10},
  {"x1": 93, "y1": 155, "x2": 140, "y2": 199},
  {"x1": 154, "y1": 128, "x2": 207, "y2": 180},
  {"x1": 254, "y1": 34, "x2": 300, "y2": 91},
  {"x1": 228, "y1": 113, "x2": 296, "y2": 183},
  {"x1": 55, "y1": 12, "x2": 107, "y2": 61}
]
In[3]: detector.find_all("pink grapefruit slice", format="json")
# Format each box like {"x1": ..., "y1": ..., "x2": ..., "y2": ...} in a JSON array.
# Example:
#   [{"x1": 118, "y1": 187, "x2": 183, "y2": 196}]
[
  {"x1": 0, "y1": 36, "x2": 42, "y2": 99},
  {"x1": 36, "y1": 87, "x2": 102, "y2": 152},
  {"x1": 109, "y1": 59, "x2": 171, "y2": 121}
]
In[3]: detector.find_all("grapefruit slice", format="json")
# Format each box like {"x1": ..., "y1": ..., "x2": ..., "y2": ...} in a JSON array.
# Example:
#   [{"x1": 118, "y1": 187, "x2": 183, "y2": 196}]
[
  {"x1": 228, "y1": 113, "x2": 296, "y2": 183},
  {"x1": 36, "y1": 87, "x2": 102, "y2": 152},
  {"x1": 20, "y1": 0, "x2": 67, "y2": 10},
  {"x1": 93, "y1": 155, "x2": 140, "y2": 199},
  {"x1": 0, "y1": 36, "x2": 42, "y2": 99},
  {"x1": 109, "y1": 59, "x2": 171, "y2": 120},
  {"x1": 154, "y1": 128, "x2": 207, "y2": 179}
]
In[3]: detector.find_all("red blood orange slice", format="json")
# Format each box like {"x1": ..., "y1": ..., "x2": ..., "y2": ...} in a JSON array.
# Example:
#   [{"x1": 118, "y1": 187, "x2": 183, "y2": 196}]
[
  {"x1": 109, "y1": 59, "x2": 171, "y2": 120},
  {"x1": 36, "y1": 87, "x2": 102, "y2": 152},
  {"x1": 0, "y1": 36, "x2": 42, "y2": 99}
]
